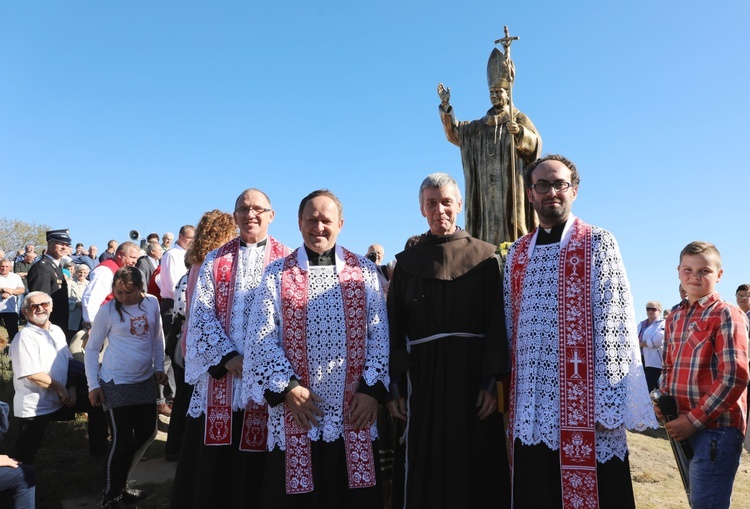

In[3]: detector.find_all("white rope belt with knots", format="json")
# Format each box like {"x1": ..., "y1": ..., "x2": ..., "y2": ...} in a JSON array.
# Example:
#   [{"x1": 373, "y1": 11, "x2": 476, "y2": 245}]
[{"x1": 407, "y1": 332, "x2": 485, "y2": 347}]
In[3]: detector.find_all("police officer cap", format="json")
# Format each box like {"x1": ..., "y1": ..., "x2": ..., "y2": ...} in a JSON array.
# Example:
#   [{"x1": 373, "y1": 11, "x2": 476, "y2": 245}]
[{"x1": 46, "y1": 229, "x2": 72, "y2": 245}]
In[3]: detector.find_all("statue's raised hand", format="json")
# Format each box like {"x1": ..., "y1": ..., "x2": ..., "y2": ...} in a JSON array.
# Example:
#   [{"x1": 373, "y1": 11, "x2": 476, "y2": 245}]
[{"x1": 437, "y1": 83, "x2": 451, "y2": 105}]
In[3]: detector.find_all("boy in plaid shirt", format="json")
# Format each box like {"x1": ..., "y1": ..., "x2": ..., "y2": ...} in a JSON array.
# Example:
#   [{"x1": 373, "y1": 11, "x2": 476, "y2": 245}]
[{"x1": 657, "y1": 241, "x2": 749, "y2": 508}]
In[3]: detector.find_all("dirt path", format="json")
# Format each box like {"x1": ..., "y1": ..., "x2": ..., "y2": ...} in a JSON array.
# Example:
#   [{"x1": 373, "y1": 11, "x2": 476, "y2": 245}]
[
  {"x1": 629, "y1": 428, "x2": 750, "y2": 508},
  {"x1": 62, "y1": 422, "x2": 750, "y2": 508}
]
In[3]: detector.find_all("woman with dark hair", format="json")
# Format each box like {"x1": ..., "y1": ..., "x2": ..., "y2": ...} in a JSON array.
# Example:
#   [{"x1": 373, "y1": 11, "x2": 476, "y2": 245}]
[{"x1": 84, "y1": 266, "x2": 167, "y2": 508}]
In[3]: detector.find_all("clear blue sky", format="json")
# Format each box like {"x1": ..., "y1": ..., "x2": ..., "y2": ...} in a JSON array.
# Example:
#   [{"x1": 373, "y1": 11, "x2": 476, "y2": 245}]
[{"x1": 1, "y1": 1, "x2": 747, "y2": 314}]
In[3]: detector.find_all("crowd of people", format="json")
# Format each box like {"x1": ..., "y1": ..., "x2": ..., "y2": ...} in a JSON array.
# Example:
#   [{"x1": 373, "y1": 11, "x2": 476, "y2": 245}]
[{"x1": 0, "y1": 153, "x2": 748, "y2": 509}]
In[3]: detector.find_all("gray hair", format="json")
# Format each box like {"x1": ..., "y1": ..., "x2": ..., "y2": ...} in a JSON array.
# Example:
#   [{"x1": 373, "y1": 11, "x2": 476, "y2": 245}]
[
  {"x1": 145, "y1": 242, "x2": 162, "y2": 256},
  {"x1": 418, "y1": 173, "x2": 461, "y2": 205},
  {"x1": 22, "y1": 291, "x2": 51, "y2": 310}
]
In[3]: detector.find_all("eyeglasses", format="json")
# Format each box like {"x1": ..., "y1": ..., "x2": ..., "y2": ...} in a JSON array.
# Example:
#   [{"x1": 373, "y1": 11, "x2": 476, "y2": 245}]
[
  {"x1": 736, "y1": 294, "x2": 750, "y2": 299},
  {"x1": 646, "y1": 307, "x2": 658, "y2": 311},
  {"x1": 528, "y1": 181, "x2": 572, "y2": 194},
  {"x1": 235, "y1": 206, "x2": 272, "y2": 216},
  {"x1": 28, "y1": 301, "x2": 52, "y2": 311}
]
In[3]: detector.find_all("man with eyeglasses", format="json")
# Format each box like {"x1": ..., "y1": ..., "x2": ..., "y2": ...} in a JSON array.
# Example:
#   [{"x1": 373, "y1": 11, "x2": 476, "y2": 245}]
[
  {"x1": 503, "y1": 154, "x2": 657, "y2": 508},
  {"x1": 170, "y1": 188, "x2": 290, "y2": 509},
  {"x1": 735, "y1": 284, "x2": 750, "y2": 322},
  {"x1": 9, "y1": 291, "x2": 107, "y2": 463},
  {"x1": 27, "y1": 229, "x2": 73, "y2": 338}
]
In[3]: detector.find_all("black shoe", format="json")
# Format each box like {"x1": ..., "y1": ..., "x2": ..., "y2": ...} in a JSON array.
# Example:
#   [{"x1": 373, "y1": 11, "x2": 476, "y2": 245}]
[{"x1": 121, "y1": 487, "x2": 148, "y2": 502}]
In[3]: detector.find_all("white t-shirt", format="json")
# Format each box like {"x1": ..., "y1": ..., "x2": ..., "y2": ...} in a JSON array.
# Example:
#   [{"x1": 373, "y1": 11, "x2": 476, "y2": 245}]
[
  {"x1": 0, "y1": 272, "x2": 24, "y2": 313},
  {"x1": 9, "y1": 323, "x2": 71, "y2": 418},
  {"x1": 159, "y1": 244, "x2": 187, "y2": 300}
]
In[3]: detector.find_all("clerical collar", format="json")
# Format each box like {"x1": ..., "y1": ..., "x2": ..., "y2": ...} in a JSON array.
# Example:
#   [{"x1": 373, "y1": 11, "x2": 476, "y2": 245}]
[
  {"x1": 305, "y1": 245, "x2": 335, "y2": 266},
  {"x1": 536, "y1": 222, "x2": 565, "y2": 245},
  {"x1": 239, "y1": 238, "x2": 267, "y2": 248}
]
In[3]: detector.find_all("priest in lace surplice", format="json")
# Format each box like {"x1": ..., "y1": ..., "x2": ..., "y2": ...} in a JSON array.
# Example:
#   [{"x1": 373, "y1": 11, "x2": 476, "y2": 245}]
[
  {"x1": 170, "y1": 188, "x2": 290, "y2": 509},
  {"x1": 243, "y1": 190, "x2": 389, "y2": 509},
  {"x1": 503, "y1": 155, "x2": 657, "y2": 509}
]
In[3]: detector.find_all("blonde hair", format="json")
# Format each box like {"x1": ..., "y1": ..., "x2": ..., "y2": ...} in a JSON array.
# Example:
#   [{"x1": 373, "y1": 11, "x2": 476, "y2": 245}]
[{"x1": 645, "y1": 301, "x2": 662, "y2": 312}]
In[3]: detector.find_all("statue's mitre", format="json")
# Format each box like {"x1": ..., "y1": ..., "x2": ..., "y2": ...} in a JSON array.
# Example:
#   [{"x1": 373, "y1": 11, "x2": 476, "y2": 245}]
[{"x1": 487, "y1": 47, "x2": 515, "y2": 89}]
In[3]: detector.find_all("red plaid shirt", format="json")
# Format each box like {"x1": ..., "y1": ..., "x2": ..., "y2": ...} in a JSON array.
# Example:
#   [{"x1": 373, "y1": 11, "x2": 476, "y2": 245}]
[{"x1": 661, "y1": 292, "x2": 749, "y2": 433}]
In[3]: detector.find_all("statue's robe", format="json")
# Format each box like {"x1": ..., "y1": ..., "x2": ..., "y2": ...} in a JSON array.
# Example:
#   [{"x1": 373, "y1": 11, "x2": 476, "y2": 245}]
[{"x1": 440, "y1": 105, "x2": 542, "y2": 246}]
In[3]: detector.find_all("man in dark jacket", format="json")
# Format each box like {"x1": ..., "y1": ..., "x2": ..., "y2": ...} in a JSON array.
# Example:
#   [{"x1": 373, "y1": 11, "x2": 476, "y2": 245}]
[{"x1": 27, "y1": 229, "x2": 72, "y2": 339}]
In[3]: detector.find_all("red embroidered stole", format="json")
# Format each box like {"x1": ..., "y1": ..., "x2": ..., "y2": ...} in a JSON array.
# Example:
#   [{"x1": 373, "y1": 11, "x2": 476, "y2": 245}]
[
  {"x1": 204, "y1": 237, "x2": 288, "y2": 450},
  {"x1": 509, "y1": 219, "x2": 599, "y2": 508},
  {"x1": 280, "y1": 247, "x2": 376, "y2": 494}
]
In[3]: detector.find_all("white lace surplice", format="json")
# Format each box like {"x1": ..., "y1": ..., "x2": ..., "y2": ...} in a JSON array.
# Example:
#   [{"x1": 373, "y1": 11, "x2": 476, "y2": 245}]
[
  {"x1": 243, "y1": 248, "x2": 390, "y2": 451},
  {"x1": 185, "y1": 244, "x2": 266, "y2": 417},
  {"x1": 504, "y1": 224, "x2": 657, "y2": 463}
]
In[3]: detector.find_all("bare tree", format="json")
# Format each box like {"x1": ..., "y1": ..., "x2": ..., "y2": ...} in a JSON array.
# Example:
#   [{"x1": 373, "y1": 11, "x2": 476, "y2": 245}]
[{"x1": 0, "y1": 217, "x2": 49, "y2": 257}]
